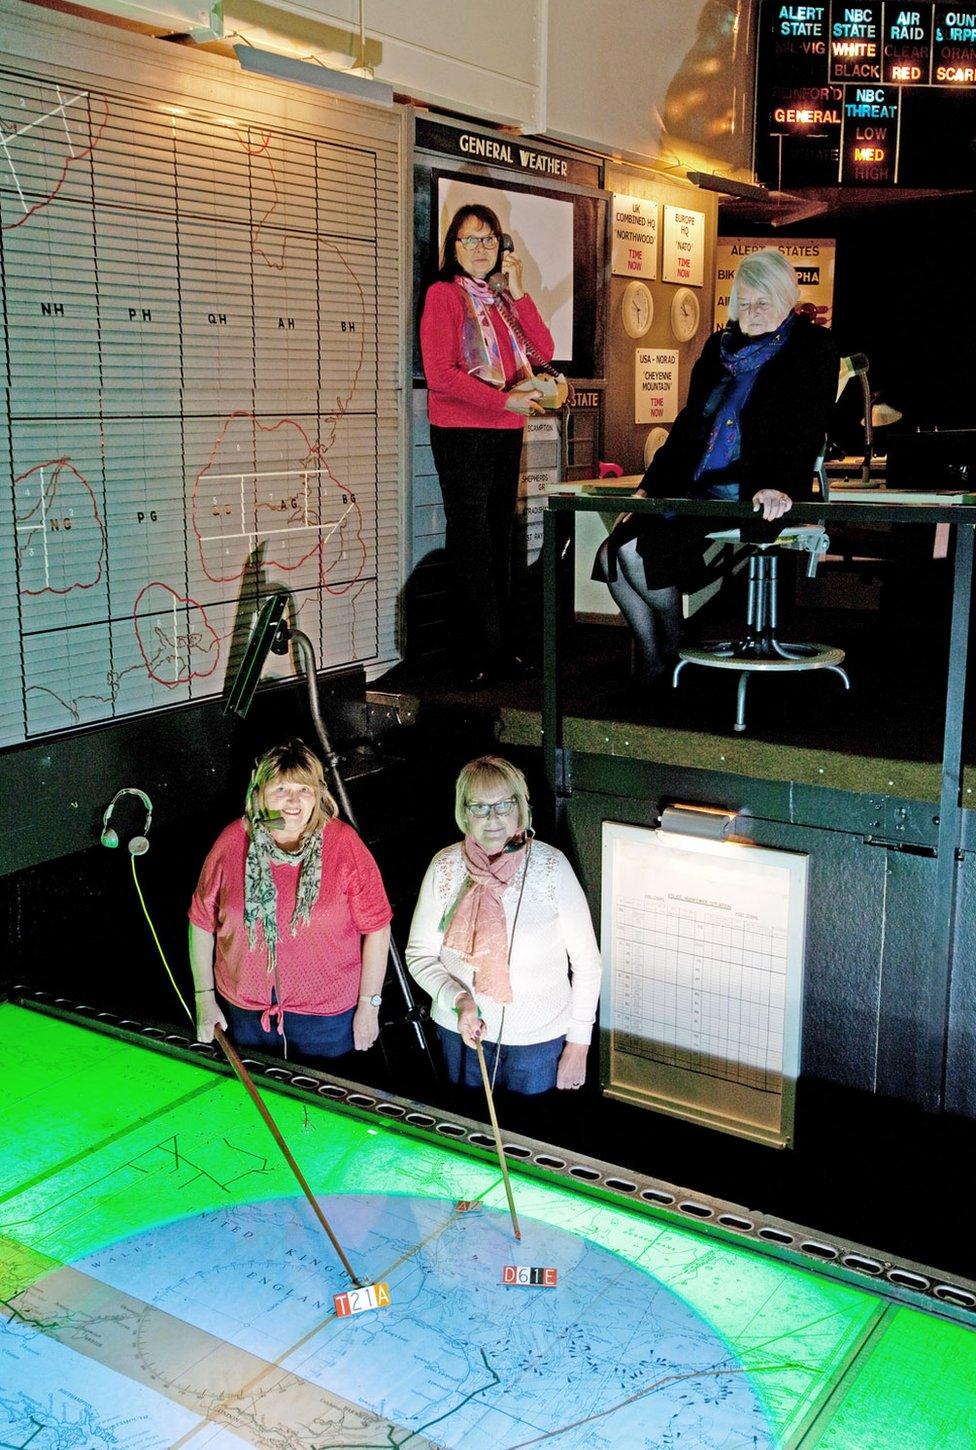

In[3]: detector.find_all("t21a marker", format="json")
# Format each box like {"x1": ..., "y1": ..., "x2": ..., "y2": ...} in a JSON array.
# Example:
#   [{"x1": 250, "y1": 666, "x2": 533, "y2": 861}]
[
  {"x1": 333, "y1": 1282, "x2": 391, "y2": 1316},
  {"x1": 501, "y1": 1266, "x2": 558, "y2": 1287}
]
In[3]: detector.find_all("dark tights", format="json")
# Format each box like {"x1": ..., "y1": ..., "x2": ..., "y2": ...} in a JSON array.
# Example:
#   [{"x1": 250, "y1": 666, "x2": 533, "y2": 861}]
[{"x1": 596, "y1": 537, "x2": 683, "y2": 681}]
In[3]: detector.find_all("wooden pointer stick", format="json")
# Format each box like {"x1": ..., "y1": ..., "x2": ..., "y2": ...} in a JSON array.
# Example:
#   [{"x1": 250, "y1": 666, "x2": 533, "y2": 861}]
[
  {"x1": 213, "y1": 1025, "x2": 361, "y2": 1285},
  {"x1": 475, "y1": 1037, "x2": 521, "y2": 1241}
]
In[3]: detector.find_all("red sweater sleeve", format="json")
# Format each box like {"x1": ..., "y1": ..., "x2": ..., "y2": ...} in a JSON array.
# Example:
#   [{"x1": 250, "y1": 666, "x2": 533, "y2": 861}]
[
  {"x1": 188, "y1": 820, "x2": 243, "y2": 931},
  {"x1": 420, "y1": 282, "x2": 510, "y2": 418},
  {"x1": 336, "y1": 823, "x2": 393, "y2": 934}
]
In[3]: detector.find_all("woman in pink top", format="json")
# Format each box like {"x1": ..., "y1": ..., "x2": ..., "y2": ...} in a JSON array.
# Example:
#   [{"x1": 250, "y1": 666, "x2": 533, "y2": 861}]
[
  {"x1": 420, "y1": 204, "x2": 554, "y2": 688},
  {"x1": 188, "y1": 739, "x2": 392, "y2": 1063}
]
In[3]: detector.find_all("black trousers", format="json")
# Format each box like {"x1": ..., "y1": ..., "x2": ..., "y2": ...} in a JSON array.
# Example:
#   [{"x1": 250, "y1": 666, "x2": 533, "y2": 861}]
[{"x1": 430, "y1": 424, "x2": 524, "y2": 668}]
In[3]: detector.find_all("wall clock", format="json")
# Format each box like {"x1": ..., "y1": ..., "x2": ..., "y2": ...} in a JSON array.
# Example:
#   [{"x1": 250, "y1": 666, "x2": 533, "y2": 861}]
[
  {"x1": 670, "y1": 286, "x2": 700, "y2": 343},
  {"x1": 622, "y1": 280, "x2": 654, "y2": 339}
]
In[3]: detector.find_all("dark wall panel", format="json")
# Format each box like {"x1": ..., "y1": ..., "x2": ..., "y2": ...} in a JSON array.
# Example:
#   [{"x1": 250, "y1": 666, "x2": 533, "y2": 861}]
[
  {"x1": 560, "y1": 751, "x2": 963, "y2": 1110},
  {"x1": 946, "y1": 852, "x2": 976, "y2": 1117}
]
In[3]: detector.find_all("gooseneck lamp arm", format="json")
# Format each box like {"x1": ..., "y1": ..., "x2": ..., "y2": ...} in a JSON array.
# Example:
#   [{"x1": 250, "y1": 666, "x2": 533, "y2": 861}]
[{"x1": 846, "y1": 353, "x2": 874, "y2": 483}]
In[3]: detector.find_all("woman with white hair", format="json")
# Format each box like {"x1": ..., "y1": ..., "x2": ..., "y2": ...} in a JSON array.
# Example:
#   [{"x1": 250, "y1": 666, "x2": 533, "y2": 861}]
[
  {"x1": 596, "y1": 247, "x2": 839, "y2": 685},
  {"x1": 406, "y1": 755, "x2": 601, "y2": 1096}
]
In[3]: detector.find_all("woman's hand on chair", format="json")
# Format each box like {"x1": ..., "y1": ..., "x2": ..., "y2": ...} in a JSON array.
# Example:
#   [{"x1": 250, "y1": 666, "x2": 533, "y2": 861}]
[{"x1": 752, "y1": 488, "x2": 793, "y2": 522}]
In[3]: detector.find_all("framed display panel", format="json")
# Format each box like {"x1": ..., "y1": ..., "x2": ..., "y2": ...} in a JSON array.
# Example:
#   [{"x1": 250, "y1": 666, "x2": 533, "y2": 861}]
[
  {"x1": 412, "y1": 139, "x2": 607, "y2": 383},
  {"x1": 600, "y1": 821, "x2": 808, "y2": 1147}
]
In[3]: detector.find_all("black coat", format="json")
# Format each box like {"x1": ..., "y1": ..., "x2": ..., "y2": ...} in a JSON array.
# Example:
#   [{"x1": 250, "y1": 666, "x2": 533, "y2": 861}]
[
  {"x1": 642, "y1": 316, "x2": 840, "y2": 503},
  {"x1": 596, "y1": 316, "x2": 841, "y2": 590}
]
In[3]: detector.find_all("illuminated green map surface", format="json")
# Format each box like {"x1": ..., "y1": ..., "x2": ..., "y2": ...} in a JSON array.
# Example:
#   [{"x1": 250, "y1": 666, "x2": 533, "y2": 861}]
[{"x1": 0, "y1": 1003, "x2": 973, "y2": 1446}]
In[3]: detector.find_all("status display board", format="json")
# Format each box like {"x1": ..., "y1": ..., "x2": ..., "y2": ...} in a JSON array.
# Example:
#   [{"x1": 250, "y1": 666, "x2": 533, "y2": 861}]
[
  {"x1": 756, "y1": 3, "x2": 976, "y2": 188},
  {"x1": 601, "y1": 822, "x2": 808, "y2": 1146},
  {"x1": 0, "y1": 29, "x2": 403, "y2": 747}
]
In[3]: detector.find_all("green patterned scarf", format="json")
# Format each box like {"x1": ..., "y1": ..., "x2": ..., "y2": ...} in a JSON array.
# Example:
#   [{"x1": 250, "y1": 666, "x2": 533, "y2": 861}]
[{"x1": 244, "y1": 825, "x2": 323, "y2": 974}]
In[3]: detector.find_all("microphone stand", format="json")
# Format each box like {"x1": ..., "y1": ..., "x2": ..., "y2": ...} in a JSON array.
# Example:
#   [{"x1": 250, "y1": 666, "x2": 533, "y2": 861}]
[{"x1": 272, "y1": 624, "x2": 437, "y2": 1076}]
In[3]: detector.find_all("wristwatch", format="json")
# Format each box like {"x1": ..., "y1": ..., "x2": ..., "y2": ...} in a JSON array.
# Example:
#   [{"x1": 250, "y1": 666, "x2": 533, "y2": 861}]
[{"x1": 359, "y1": 993, "x2": 382, "y2": 1007}]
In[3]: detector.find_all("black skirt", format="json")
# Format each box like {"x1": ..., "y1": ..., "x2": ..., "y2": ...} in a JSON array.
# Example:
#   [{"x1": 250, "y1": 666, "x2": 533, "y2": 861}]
[
  {"x1": 592, "y1": 511, "x2": 729, "y2": 591},
  {"x1": 593, "y1": 505, "x2": 781, "y2": 592}
]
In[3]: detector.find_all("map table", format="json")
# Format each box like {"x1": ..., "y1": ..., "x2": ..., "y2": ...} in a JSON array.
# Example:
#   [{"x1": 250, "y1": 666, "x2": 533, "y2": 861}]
[{"x1": 0, "y1": 1003, "x2": 974, "y2": 1447}]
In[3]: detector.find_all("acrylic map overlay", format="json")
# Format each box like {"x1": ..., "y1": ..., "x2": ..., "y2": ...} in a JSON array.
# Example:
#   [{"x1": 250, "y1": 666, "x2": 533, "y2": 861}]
[
  {"x1": 0, "y1": 1006, "x2": 974, "y2": 1447},
  {"x1": 0, "y1": 66, "x2": 391, "y2": 746}
]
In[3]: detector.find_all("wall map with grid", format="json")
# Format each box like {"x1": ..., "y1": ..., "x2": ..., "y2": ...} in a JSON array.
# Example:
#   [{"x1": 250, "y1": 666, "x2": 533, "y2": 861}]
[{"x1": 0, "y1": 60, "x2": 399, "y2": 746}]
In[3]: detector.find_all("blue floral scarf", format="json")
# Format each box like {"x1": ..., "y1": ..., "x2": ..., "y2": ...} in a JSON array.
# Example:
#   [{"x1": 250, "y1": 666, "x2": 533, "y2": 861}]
[{"x1": 695, "y1": 314, "x2": 795, "y2": 483}]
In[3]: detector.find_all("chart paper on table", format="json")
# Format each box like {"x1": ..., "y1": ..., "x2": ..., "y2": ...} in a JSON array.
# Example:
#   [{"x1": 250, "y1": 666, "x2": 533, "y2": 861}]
[{"x1": 601, "y1": 822, "x2": 808, "y2": 1146}]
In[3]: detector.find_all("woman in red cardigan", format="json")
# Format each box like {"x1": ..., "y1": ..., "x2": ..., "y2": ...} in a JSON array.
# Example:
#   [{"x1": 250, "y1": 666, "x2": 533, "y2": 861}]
[
  {"x1": 188, "y1": 739, "x2": 392, "y2": 1063},
  {"x1": 420, "y1": 203, "x2": 554, "y2": 688}
]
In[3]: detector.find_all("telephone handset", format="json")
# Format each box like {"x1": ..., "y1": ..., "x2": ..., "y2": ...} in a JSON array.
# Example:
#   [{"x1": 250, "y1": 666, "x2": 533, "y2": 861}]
[
  {"x1": 490, "y1": 233, "x2": 573, "y2": 409},
  {"x1": 488, "y1": 233, "x2": 515, "y2": 295}
]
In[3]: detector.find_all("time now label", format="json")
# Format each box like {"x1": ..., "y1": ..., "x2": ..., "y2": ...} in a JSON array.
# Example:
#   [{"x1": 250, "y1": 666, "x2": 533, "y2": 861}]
[
  {"x1": 334, "y1": 1282, "x2": 391, "y2": 1316},
  {"x1": 501, "y1": 1265, "x2": 558, "y2": 1287}
]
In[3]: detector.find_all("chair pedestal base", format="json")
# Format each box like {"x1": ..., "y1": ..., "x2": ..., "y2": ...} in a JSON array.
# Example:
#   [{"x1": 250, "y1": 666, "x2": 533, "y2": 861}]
[{"x1": 674, "y1": 645, "x2": 850, "y2": 732}]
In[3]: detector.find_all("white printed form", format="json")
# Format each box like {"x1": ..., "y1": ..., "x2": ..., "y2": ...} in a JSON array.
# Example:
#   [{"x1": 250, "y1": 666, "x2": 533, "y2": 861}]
[{"x1": 601, "y1": 823, "x2": 808, "y2": 1146}]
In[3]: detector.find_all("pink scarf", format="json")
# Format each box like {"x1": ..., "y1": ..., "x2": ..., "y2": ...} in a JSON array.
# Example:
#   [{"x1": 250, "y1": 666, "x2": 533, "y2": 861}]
[
  {"x1": 456, "y1": 276, "x2": 533, "y2": 389},
  {"x1": 441, "y1": 836, "x2": 527, "y2": 1003}
]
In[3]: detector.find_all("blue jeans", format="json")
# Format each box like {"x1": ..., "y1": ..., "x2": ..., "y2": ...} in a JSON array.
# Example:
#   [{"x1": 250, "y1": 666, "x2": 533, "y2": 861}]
[
  {"x1": 437, "y1": 1026, "x2": 565, "y2": 1096},
  {"x1": 223, "y1": 1000, "x2": 356, "y2": 1059}
]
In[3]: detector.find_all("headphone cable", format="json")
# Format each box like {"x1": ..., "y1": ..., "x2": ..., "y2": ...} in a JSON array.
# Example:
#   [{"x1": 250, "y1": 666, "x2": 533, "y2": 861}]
[{"x1": 129, "y1": 855, "x2": 194, "y2": 1027}]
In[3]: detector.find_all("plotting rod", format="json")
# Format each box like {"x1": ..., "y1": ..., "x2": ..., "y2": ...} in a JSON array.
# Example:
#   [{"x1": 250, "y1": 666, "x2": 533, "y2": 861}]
[
  {"x1": 475, "y1": 1037, "x2": 521, "y2": 1241},
  {"x1": 214, "y1": 1026, "x2": 362, "y2": 1284}
]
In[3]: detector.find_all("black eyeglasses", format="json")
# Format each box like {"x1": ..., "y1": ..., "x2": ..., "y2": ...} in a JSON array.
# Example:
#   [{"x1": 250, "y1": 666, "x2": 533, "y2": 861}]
[
  {"x1": 466, "y1": 799, "x2": 517, "y2": 818},
  {"x1": 457, "y1": 236, "x2": 500, "y2": 252}
]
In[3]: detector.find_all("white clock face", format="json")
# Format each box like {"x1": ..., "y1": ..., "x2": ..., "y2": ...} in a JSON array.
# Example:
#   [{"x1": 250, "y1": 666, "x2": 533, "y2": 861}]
[
  {"x1": 670, "y1": 287, "x2": 700, "y2": 343},
  {"x1": 643, "y1": 426, "x2": 670, "y2": 469},
  {"x1": 622, "y1": 281, "x2": 653, "y2": 339}
]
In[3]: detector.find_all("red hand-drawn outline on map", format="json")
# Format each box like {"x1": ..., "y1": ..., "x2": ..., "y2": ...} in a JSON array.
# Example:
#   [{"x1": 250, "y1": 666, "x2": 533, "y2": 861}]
[
  {"x1": 0, "y1": 90, "x2": 109, "y2": 231},
  {"x1": 132, "y1": 582, "x2": 221, "y2": 688},
  {"x1": 14, "y1": 458, "x2": 107, "y2": 596},
  {"x1": 190, "y1": 411, "x2": 367, "y2": 594},
  {"x1": 236, "y1": 128, "x2": 368, "y2": 408}
]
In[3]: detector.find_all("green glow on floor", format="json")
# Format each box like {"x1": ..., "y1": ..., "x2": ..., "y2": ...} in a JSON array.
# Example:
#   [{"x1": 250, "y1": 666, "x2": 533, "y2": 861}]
[{"x1": 1, "y1": 1002, "x2": 974, "y2": 1449}]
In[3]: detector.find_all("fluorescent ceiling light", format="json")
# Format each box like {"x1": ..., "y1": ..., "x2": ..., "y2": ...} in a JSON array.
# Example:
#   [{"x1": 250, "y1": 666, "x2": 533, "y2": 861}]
[{"x1": 234, "y1": 43, "x2": 393, "y2": 107}]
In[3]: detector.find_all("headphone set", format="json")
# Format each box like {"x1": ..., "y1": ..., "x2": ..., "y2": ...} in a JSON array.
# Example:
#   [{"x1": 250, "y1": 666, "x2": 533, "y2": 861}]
[{"x1": 100, "y1": 788, "x2": 154, "y2": 856}]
